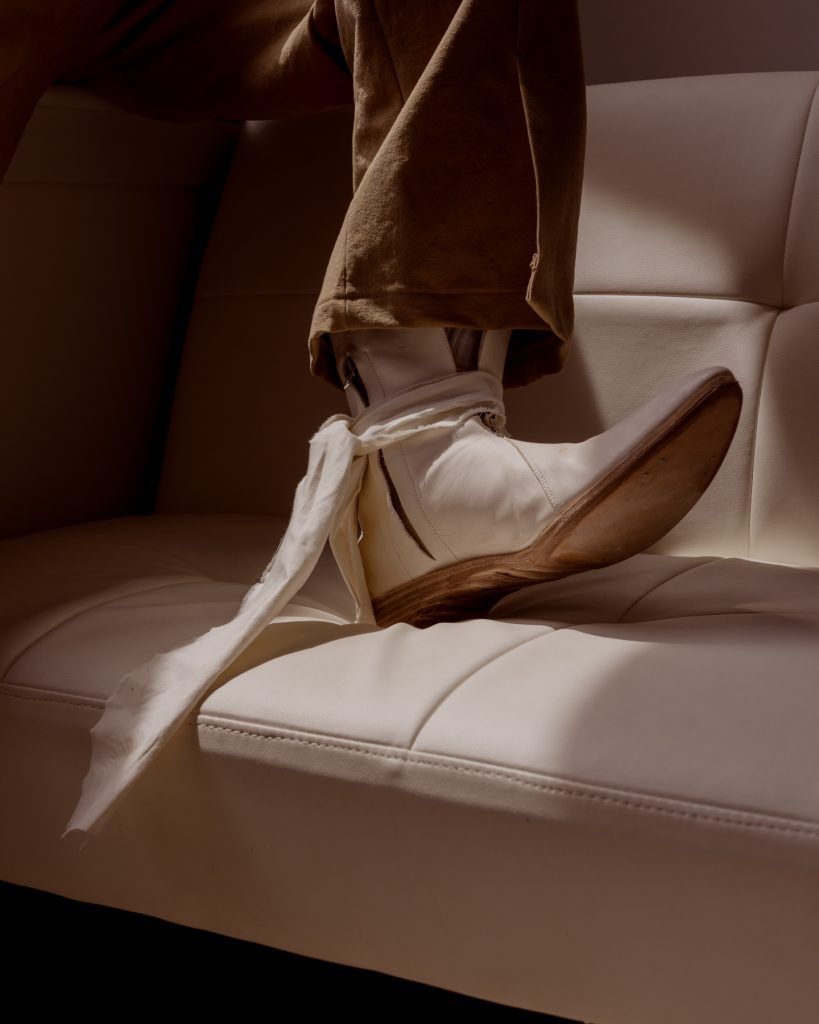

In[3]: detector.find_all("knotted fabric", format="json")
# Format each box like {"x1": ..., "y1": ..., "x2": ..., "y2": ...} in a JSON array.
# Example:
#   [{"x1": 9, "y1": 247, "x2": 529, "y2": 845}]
[{"x1": 65, "y1": 370, "x2": 506, "y2": 837}]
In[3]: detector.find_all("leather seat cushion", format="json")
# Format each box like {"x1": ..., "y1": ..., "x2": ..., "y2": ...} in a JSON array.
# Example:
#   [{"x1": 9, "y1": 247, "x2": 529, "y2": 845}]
[
  {"x1": 3, "y1": 510, "x2": 819, "y2": 838},
  {"x1": 2, "y1": 512, "x2": 818, "y2": 1023}
]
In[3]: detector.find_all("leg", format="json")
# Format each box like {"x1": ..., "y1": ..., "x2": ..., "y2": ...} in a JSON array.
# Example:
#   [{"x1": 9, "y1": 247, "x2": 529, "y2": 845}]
[
  {"x1": 335, "y1": 328, "x2": 742, "y2": 626},
  {"x1": 1, "y1": 0, "x2": 577, "y2": 385},
  {"x1": 309, "y1": 0, "x2": 585, "y2": 390},
  {"x1": 63, "y1": 0, "x2": 743, "y2": 838},
  {"x1": 310, "y1": 2, "x2": 743, "y2": 624}
]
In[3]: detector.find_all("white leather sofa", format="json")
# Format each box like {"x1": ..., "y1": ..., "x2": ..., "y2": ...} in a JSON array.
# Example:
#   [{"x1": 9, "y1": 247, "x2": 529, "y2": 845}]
[{"x1": 2, "y1": 70, "x2": 818, "y2": 1024}]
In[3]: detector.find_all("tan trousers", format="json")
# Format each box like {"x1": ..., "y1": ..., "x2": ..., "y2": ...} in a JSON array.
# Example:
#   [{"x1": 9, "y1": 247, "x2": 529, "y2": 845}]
[{"x1": 0, "y1": 0, "x2": 586, "y2": 389}]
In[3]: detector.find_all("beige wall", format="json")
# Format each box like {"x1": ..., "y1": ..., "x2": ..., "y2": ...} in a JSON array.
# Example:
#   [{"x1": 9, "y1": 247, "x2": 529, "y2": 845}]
[{"x1": 579, "y1": 0, "x2": 819, "y2": 84}]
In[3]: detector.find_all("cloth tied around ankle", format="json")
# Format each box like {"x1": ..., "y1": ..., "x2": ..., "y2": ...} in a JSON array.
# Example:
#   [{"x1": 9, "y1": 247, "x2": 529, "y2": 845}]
[{"x1": 64, "y1": 370, "x2": 506, "y2": 838}]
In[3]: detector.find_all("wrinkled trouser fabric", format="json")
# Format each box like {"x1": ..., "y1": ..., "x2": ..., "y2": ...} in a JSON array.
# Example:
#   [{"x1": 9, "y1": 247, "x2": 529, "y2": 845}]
[{"x1": 0, "y1": 0, "x2": 586, "y2": 388}]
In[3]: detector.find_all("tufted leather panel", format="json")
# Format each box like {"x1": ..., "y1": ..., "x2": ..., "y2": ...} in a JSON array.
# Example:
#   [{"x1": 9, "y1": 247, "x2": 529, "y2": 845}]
[
  {"x1": 2, "y1": 512, "x2": 819, "y2": 1024},
  {"x1": 511, "y1": 72, "x2": 819, "y2": 565},
  {"x1": 157, "y1": 71, "x2": 819, "y2": 570},
  {"x1": 509, "y1": 294, "x2": 776, "y2": 557},
  {"x1": 5, "y1": 512, "x2": 818, "y2": 832},
  {"x1": 0, "y1": 87, "x2": 238, "y2": 539},
  {"x1": 4, "y1": 73, "x2": 819, "y2": 1024},
  {"x1": 572, "y1": 73, "x2": 817, "y2": 306}
]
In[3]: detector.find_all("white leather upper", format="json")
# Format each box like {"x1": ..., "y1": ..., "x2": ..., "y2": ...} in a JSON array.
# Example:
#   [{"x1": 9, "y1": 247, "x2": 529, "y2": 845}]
[
  {"x1": 360, "y1": 354, "x2": 739, "y2": 597},
  {"x1": 3, "y1": 71, "x2": 819, "y2": 1024}
]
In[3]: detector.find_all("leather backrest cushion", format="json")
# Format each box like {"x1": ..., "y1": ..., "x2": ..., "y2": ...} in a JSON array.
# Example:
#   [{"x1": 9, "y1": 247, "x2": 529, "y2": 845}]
[
  {"x1": 0, "y1": 87, "x2": 238, "y2": 539},
  {"x1": 156, "y1": 109, "x2": 353, "y2": 517},
  {"x1": 509, "y1": 71, "x2": 819, "y2": 564},
  {"x1": 158, "y1": 71, "x2": 819, "y2": 567}
]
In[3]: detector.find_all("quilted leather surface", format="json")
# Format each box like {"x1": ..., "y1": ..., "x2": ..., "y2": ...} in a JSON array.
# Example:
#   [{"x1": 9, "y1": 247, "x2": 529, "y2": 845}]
[
  {"x1": 2, "y1": 511, "x2": 818, "y2": 830},
  {"x1": 3, "y1": 71, "x2": 819, "y2": 1024},
  {"x1": 2, "y1": 513, "x2": 819, "y2": 1024}
]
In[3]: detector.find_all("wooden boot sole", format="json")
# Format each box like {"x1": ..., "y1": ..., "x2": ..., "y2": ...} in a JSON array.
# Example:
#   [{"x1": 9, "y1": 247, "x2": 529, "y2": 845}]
[{"x1": 372, "y1": 371, "x2": 742, "y2": 628}]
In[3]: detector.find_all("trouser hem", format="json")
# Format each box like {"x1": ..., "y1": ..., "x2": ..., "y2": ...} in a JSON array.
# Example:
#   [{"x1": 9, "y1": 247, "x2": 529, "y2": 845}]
[{"x1": 309, "y1": 291, "x2": 569, "y2": 390}]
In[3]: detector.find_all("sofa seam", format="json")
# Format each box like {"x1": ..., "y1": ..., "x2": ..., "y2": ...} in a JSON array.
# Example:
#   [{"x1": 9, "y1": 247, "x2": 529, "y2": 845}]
[
  {"x1": 617, "y1": 557, "x2": 720, "y2": 623},
  {"x1": 0, "y1": 688, "x2": 104, "y2": 711},
  {"x1": 198, "y1": 722, "x2": 819, "y2": 841},
  {"x1": 745, "y1": 309, "x2": 781, "y2": 559},
  {"x1": 0, "y1": 577, "x2": 214, "y2": 685},
  {"x1": 573, "y1": 291, "x2": 780, "y2": 308},
  {"x1": 781, "y1": 81, "x2": 818, "y2": 308},
  {"x1": 408, "y1": 627, "x2": 554, "y2": 749}
]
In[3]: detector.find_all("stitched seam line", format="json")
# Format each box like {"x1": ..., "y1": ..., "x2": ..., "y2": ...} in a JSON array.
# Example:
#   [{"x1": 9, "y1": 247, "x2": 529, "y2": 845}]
[
  {"x1": 617, "y1": 557, "x2": 720, "y2": 623},
  {"x1": 408, "y1": 628, "x2": 553, "y2": 749},
  {"x1": 1, "y1": 577, "x2": 213, "y2": 684},
  {"x1": 79, "y1": 538, "x2": 215, "y2": 578},
  {"x1": 781, "y1": 81, "x2": 818, "y2": 308},
  {"x1": 0, "y1": 689, "x2": 104, "y2": 711},
  {"x1": 505, "y1": 437, "x2": 560, "y2": 512},
  {"x1": 199, "y1": 723, "x2": 819, "y2": 840},
  {"x1": 745, "y1": 310, "x2": 781, "y2": 558},
  {"x1": 397, "y1": 442, "x2": 458, "y2": 561},
  {"x1": 574, "y1": 292, "x2": 780, "y2": 307}
]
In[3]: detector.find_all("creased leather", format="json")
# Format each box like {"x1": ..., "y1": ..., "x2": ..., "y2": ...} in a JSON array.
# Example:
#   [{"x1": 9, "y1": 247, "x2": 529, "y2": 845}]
[{"x1": 65, "y1": 370, "x2": 504, "y2": 838}]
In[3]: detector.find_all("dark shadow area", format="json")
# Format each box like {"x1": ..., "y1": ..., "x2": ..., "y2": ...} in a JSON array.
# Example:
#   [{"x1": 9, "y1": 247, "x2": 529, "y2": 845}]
[
  {"x1": 579, "y1": 0, "x2": 819, "y2": 84},
  {"x1": 1, "y1": 880, "x2": 580, "y2": 1021}
]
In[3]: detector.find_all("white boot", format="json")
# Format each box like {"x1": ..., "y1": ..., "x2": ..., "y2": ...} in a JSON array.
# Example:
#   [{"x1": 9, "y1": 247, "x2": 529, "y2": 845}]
[
  {"x1": 332, "y1": 326, "x2": 742, "y2": 627},
  {"x1": 62, "y1": 324, "x2": 744, "y2": 837}
]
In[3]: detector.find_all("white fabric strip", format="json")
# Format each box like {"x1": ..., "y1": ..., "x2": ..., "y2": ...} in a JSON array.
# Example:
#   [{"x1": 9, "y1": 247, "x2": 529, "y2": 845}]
[{"x1": 64, "y1": 370, "x2": 506, "y2": 838}]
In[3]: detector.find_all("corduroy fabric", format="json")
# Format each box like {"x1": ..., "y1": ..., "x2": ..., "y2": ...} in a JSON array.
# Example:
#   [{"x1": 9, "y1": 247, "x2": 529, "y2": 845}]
[{"x1": 0, "y1": 0, "x2": 585, "y2": 389}]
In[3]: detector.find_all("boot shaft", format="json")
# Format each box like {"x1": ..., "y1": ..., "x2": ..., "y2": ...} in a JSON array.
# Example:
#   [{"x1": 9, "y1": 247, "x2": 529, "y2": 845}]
[{"x1": 330, "y1": 327, "x2": 512, "y2": 415}]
